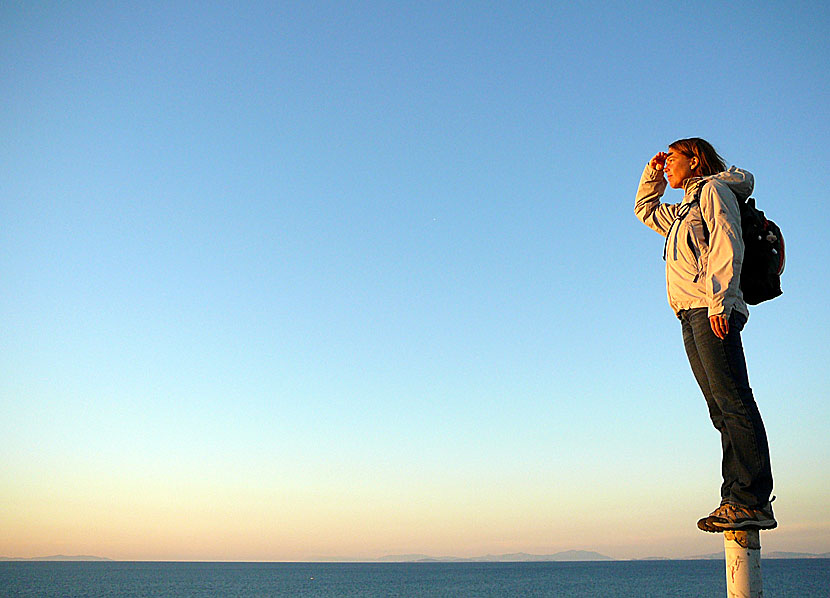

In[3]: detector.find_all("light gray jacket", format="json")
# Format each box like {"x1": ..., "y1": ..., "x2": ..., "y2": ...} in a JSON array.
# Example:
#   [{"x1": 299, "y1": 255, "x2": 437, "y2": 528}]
[{"x1": 635, "y1": 163, "x2": 751, "y2": 318}]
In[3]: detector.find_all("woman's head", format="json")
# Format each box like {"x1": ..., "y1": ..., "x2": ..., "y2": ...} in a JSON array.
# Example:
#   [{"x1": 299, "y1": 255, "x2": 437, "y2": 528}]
[{"x1": 664, "y1": 137, "x2": 727, "y2": 189}]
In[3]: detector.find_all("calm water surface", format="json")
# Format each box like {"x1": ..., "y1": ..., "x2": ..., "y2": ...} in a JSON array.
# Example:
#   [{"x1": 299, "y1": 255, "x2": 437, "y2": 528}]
[{"x1": 2, "y1": 560, "x2": 828, "y2": 597}]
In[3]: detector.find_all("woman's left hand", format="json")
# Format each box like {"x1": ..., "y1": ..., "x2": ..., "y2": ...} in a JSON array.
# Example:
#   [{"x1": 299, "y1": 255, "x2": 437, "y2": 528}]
[{"x1": 710, "y1": 314, "x2": 730, "y2": 339}]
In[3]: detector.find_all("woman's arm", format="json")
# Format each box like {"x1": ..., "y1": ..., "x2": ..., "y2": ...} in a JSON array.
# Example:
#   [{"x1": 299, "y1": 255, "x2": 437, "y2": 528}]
[
  {"x1": 635, "y1": 155, "x2": 677, "y2": 236},
  {"x1": 699, "y1": 178, "x2": 745, "y2": 328}
]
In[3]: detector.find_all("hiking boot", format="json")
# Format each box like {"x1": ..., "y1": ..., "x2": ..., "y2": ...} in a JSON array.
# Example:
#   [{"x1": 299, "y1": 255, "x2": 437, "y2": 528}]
[
  {"x1": 697, "y1": 504, "x2": 731, "y2": 533},
  {"x1": 711, "y1": 498, "x2": 777, "y2": 531}
]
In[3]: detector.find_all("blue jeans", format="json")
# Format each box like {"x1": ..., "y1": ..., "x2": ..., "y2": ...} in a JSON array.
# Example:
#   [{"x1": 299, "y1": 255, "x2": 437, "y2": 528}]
[{"x1": 679, "y1": 308, "x2": 773, "y2": 507}]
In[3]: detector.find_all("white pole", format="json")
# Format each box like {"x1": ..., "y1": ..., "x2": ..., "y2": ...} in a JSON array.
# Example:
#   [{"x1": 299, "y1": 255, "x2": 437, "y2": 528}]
[{"x1": 723, "y1": 529, "x2": 763, "y2": 598}]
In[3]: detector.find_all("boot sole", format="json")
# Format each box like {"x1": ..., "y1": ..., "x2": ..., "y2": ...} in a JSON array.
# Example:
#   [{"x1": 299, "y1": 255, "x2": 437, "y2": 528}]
[
  {"x1": 697, "y1": 516, "x2": 723, "y2": 533},
  {"x1": 711, "y1": 519, "x2": 777, "y2": 531}
]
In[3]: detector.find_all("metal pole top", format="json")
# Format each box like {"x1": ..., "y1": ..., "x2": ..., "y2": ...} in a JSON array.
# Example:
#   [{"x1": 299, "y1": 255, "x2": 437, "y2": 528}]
[{"x1": 723, "y1": 529, "x2": 763, "y2": 598}]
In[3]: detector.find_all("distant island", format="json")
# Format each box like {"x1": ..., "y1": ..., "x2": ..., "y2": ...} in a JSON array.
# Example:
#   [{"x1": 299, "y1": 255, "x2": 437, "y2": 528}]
[
  {"x1": 0, "y1": 555, "x2": 113, "y2": 562},
  {"x1": 353, "y1": 549, "x2": 830, "y2": 562},
  {"x1": 685, "y1": 551, "x2": 830, "y2": 560}
]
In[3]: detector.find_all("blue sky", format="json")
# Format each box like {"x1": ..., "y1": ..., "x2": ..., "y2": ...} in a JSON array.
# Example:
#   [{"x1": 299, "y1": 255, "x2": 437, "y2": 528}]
[{"x1": 2, "y1": 1, "x2": 828, "y2": 560}]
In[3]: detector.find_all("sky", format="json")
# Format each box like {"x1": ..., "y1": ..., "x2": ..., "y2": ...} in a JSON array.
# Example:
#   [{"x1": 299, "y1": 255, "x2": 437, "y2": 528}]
[{"x1": 2, "y1": 1, "x2": 828, "y2": 561}]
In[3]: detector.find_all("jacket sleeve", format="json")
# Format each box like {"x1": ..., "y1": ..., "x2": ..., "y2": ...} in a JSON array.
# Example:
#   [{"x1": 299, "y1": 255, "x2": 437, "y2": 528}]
[
  {"x1": 700, "y1": 179, "x2": 745, "y2": 317},
  {"x1": 634, "y1": 163, "x2": 677, "y2": 236}
]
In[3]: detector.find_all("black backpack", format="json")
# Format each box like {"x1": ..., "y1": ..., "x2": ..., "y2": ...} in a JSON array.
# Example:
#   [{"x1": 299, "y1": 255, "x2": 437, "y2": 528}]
[
  {"x1": 668, "y1": 183, "x2": 785, "y2": 305},
  {"x1": 738, "y1": 197, "x2": 785, "y2": 305}
]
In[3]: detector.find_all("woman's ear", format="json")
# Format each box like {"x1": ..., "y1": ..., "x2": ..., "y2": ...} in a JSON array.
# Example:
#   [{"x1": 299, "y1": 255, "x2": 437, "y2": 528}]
[{"x1": 690, "y1": 157, "x2": 699, "y2": 170}]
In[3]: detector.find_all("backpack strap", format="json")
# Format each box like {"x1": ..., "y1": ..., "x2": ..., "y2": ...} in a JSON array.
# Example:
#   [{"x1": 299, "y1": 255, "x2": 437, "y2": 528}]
[{"x1": 663, "y1": 181, "x2": 705, "y2": 261}]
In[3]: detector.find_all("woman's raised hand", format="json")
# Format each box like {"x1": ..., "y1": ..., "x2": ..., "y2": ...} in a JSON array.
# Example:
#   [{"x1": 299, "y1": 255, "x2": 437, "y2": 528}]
[{"x1": 650, "y1": 152, "x2": 668, "y2": 171}]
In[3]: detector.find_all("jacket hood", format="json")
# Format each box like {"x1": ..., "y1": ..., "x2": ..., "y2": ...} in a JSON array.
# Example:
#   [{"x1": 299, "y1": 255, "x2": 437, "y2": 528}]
[{"x1": 684, "y1": 166, "x2": 754, "y2": 201}]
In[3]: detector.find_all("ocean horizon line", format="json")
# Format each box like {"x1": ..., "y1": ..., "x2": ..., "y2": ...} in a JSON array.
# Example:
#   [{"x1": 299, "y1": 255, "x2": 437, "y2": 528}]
[{"x1": 4, "y1": 550, "x2": 830, "y2": 563}]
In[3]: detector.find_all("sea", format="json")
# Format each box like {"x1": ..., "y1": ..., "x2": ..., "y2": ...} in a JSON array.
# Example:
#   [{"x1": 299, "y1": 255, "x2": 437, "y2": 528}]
[{"x1": 1, "y1": 560, "x2": 828, "y2": 597}]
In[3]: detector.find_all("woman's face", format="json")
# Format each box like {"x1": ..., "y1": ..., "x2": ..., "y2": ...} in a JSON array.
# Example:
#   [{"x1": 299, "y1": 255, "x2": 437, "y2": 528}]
[{"x1": 664, "y1": 149, "x2": 698, "y2": 189}]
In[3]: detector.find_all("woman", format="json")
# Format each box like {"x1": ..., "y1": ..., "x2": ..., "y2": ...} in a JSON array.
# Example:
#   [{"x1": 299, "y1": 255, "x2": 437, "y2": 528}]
[{"x1": 634, "y1": 138, "x2": 776, "y2": 532}]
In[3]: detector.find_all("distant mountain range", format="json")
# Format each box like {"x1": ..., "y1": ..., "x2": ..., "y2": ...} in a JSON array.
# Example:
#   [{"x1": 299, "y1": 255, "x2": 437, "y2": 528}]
[
  {"x1": 0, "y1": 555, "x2": 113, "y2": 562},
  {"x1": 685, "y1": 551, "x2": 830, "y2": 560},
  {"x1": 377, "y1": 550, "x2": 830, "y2": 562}
]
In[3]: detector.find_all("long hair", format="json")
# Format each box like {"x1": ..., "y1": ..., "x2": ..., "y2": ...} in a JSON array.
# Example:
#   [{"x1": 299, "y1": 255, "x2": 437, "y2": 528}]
[{"x1": 668, "y1": 138, "x2": 727, "y2": 176}]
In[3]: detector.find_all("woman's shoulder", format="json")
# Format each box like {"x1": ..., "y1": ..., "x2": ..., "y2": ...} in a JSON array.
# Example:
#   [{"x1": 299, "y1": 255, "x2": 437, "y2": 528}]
[
  {"x1": 702, "y1": 167, "x2": 754, "y2": 202},
  {"x1": 702, "y1": 177, "x2": 735, "y2": 198}
]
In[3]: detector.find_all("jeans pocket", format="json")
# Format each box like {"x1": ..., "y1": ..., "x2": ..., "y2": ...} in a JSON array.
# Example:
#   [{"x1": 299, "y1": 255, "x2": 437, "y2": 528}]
[{"x1": 730, "y1": 310, "x2": 747, "y2": 333}]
